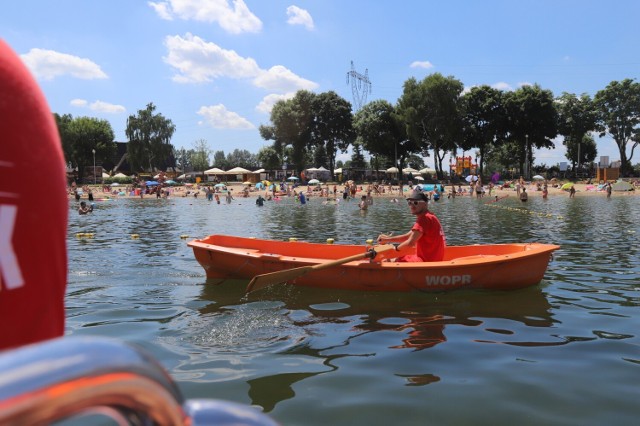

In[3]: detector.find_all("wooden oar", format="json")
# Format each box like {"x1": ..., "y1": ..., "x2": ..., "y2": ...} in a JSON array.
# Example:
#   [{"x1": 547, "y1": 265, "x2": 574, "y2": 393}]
[{"x1": 246, "y1": 243, "x2": 398, "y2": 293}]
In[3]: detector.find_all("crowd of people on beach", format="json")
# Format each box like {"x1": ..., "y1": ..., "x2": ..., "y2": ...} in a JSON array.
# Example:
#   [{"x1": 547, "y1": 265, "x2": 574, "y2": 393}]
[{"x1": 68, "y1": 173, "x2": 635, "y2": 217}]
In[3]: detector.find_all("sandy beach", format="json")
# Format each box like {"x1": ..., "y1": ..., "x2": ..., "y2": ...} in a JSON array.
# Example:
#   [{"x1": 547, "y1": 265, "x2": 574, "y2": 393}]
[{"x1": 70, "y1": 180, "x2": 637, "y2": 202}]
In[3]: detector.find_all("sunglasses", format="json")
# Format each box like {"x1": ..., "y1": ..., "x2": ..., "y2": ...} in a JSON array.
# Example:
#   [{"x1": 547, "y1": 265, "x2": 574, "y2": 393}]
[{"x1": 407, "y1": 200, "x2": 425, "y2": 206}]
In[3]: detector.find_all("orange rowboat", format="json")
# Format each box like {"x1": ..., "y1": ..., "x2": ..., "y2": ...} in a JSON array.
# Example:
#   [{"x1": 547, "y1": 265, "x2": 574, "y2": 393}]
[{"x1": 188, "y1": 235, "x2": 560, "y2": 293}]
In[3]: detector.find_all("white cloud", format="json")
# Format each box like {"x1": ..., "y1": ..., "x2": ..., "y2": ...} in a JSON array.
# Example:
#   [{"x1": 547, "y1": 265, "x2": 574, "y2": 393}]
[
  {"x1": 492, "y1": 82, "x2": 513, "y2": 91},
  {"x1": 164, "y1": 33, "x2": 317, "y2": 92},
  {"x1": 70, "y1": 99, "x2": 126, "y2": 113},
  {"x1": 164, "y1": 33, "x2": 260, "y2": 83},
  {"x1": 256, "y1": 93, "x2": 295, "y2": 114},
  {"x1": 461, "y1": 85, "x2": 476, "y2": 95},
  {"x1": 517, "y1": 81, "x2": 533, "y2": 88},
  {"x1": 148, "y1": 1, "x2": 173, "y2": 20},
  {"x1": 89, "y1": 101, "x2": 126, "y2": 113},
  {"x1": 410, "y1": 60, "x2": 434, "y2": 69},
  {"x1": 197, "y1": 104, "x2": 254, "y2": 129},
  {"x1": 253, "y1": 65, "x2": 317, "y2": 92},
  {"x1": 149, "y1": 0, "x2": 262, "y2": 34},
  {"x1": 20, "y1": 48, "x2": 108, "y2": 81},
  {"x1": 70, "y1": 99, "x2": 88, "y2": 107},
  {"x1": 286, "y1": 5, "x2": 314, "y2": 30}
]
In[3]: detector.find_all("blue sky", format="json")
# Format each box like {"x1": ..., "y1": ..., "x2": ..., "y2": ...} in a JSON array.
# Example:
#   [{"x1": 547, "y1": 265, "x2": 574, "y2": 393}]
[{"x1": 3, "y1": 0, "x2": 639, "y2": 168}]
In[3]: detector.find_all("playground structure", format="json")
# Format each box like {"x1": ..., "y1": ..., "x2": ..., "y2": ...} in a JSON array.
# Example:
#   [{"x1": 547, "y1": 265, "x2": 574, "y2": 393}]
[{"x1": 449, "y1": 156, "x2": 478, "y2": 176}]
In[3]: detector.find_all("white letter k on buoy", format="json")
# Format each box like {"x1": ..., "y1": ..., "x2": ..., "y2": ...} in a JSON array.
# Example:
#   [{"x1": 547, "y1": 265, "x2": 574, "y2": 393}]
[{"x1": 0, "y1": 205, "x2": 24, "y2": 290}]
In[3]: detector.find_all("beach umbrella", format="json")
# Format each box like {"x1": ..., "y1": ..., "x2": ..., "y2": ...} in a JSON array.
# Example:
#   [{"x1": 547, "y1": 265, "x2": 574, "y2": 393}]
[
  {"x1": 110, "y1": 182, "x2": 120, "y2": 187},
  {"x1": 413, "y1": 176, "x2": 424, "y2": 181},
  {"x1": 532, "y1": 175, "x2": 545, "y2": 180},
  {"x1": 176, "y1": 174, "x2": 186, "y2": 180},
  {"x1": 165, "y1": 180, "x2": 177, "y2": 185},
  {"x1": 214, "y1": 183, "x2": 227, "y2": 188},
  {"x1": 255, "y1": 182, "x2": 264, "y2": 189},
  {"x1": 465, "y1": 175, "x2": 478, "y2": 183},
  {"x1": 287, "y1": 176, "x2": 299, "y2": 181},
  {"x1": 561, "y1": 182, "x2": 573, "y2": 190},
  {"x1": 145, "y1": 181, "x2": 159, "y2": 186},
  {"x1": 612, "y1": 180, "x2": 634, "y2": 191},
  {"x1": 386, "y1": 167, "x2": 399, "y2": 173},
  {"x1": 403, "y1": 167, "x2": 419, "y2": 174},
  {"x1": 308, "y1": 178, "x2": 320, "y2": 184}
]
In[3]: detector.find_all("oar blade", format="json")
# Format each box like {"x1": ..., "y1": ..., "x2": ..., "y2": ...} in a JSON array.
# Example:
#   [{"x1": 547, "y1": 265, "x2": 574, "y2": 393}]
[{"x1": 246, "y1": 265, "x2": 313, "y2": 293}]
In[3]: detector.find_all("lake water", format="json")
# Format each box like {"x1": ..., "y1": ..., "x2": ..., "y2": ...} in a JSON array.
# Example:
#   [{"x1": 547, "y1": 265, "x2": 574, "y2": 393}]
[{"x1": 66, "y1": 192, "x2": 640, "y2": 425}]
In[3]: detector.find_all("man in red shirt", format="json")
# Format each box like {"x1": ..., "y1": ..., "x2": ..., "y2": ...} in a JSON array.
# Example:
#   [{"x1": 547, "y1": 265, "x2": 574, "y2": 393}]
[{"x1": 377, "y1": 187, "x2": 446, "y2": 262}]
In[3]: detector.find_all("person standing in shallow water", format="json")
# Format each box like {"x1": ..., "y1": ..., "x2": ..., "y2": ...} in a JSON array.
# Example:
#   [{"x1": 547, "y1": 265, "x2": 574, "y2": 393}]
[
  {"x1": 520, "y1": 187, "x2": 528, "y2": 202},
  {"x1": 377, "y1": 187, "x2": 446, "y2": 262}
]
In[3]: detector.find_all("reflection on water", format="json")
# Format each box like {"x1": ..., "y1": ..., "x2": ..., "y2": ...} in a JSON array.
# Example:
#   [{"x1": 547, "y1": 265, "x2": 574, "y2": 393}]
[{"x1": 65, "y1": 195, "x2": 640, "y2": 424}]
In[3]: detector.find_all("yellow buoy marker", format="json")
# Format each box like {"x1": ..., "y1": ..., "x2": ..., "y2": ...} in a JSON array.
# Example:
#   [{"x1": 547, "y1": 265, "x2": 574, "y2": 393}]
[
  {"x1": 131, "y1": 234, "x2": 140, "y2": 239},
  {"x1": 326, "y1": 238, "x2": 334, "y2": 244},
  {"x1": 289, "y1": 237, "x2": 298, "y2": 242},
  {"x1": 180, "y1": 234, "x2": 189, "y2": 239}
]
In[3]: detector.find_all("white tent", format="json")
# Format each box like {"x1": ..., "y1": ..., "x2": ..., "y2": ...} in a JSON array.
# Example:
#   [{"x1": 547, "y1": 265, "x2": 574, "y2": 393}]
[
  {"x1": 204, "y1": 167, "x2": 226, "y2": 175},
  {"x1": 253, "y1": 168, "x2": 265, "y2": 173},
  {"x1": 101, "y1": 172, "x2": 110, "y2": 178},
  {"x1": 334, "y1": 168, "x2": 343, "y2": 174},
  {"x1": 226, "y1": 167, "x2": 251, "y2": 174},
  {"x1": 386, "y1": 167, "x2": 399, "y2": 173},
  {"x1": 317, "y1": 166, "x2": 329, "y2": 171},
  {"x1": 114, "y1": 173, "x2": 127, "y2": 178}
]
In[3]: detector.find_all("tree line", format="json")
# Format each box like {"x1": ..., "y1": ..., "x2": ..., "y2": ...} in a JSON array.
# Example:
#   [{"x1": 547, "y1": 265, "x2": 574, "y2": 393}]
[{"x1": 55, "y1": 75, "x2": 640, "y2": 182}]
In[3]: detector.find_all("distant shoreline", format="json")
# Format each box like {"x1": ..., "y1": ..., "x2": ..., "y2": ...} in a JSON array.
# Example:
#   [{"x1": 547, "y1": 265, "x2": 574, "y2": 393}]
[{"x1": 69, "y1": 181, "x2": 637, "y2": 201}]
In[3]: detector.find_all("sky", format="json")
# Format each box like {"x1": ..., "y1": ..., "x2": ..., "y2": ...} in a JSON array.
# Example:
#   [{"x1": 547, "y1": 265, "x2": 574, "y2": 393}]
[{"x1": 3, "y1": 0, "x2": 640, "y2": 169}]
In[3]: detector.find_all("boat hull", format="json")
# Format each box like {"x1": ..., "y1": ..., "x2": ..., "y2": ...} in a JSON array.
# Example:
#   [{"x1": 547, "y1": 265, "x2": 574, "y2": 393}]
[{"x1": 188, "y1": 235, "x2": 560, "y2": 292}]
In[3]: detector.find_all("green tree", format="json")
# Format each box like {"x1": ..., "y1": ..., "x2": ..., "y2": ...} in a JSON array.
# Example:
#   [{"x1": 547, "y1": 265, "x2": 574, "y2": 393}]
[
  {"x1": 260, "y1": 90, "x2": 315, "y2": 174},
  {"x1": 125, "y1": 103, "x2": 176, "y2": 172},
  {"x1": 173, "y1": 147, "x2": 192, "y2": 172},
  {"x1": 503, "y1": 85, "x2": 558, "y2": 179},
  {"x1": 556, "y1": 92, "x2": 598, "y2": 176},
  {"x1": 311, "y1": 91, "x2": 355, "y2": 173},
  {"x1": 397, "y1": 73, "x2": 464, "y2": 179},
  {"x1": 353, "y1": 99, "x2": 411, "y2": 174},
  {"x1": 60, "y1": 116, "x2": 116, "y2": 182},
  {"x1": 565, "y1": 133, "x2": 597, "y2": 174},
  {"x1": 593, "y1": 79, "x2": 640, "y2": 176},
  {"x1": 312, "y1": 145, "x2": 329, "y2": 168},
  {"x1": 461, "y1": 85, "x2": 506, "y2": 176},
  {"x1": 191, "y1": 139, "x2": 211, "y2": 174},
  {"x1": 226, "y1": 149, "x2": 258, "y2": 169},
  {"x1": 256, "y1": 146, "x2": 280, "y2": 170},
  {"x1": 212, "y1": 150, "x2": 228, "y2": 169},
  {"x1": 350, "y1": 143, "x2": 367, "y2": 170},
  {"x1": 54, "y1": 113, "x2": 74, "y2": 165}
]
